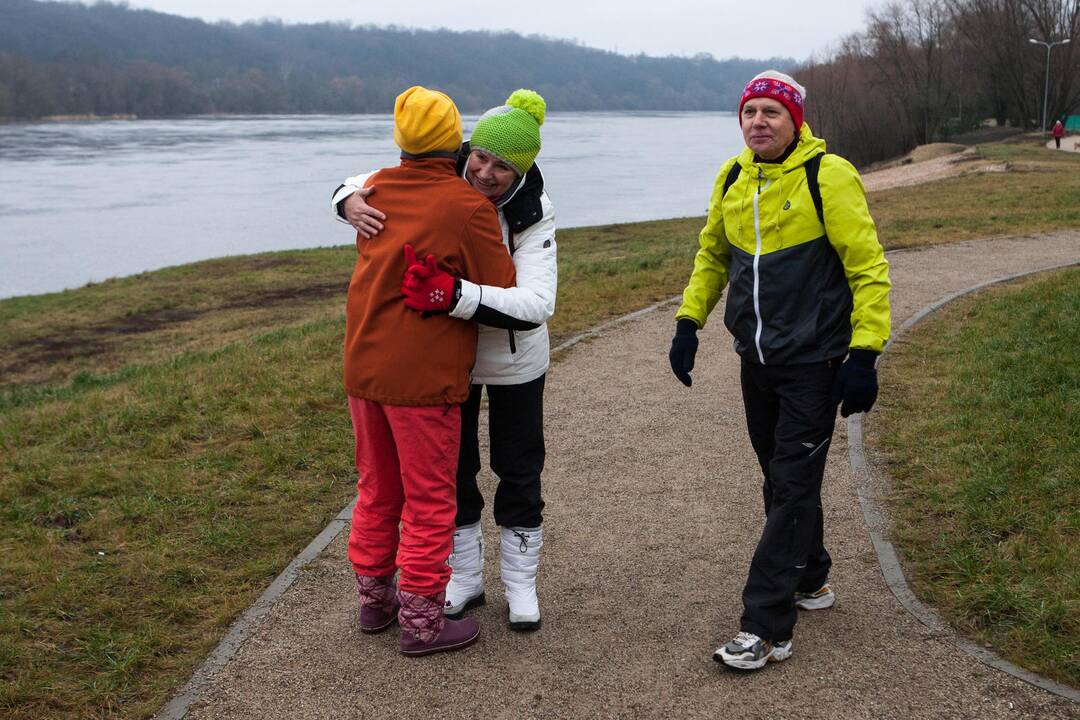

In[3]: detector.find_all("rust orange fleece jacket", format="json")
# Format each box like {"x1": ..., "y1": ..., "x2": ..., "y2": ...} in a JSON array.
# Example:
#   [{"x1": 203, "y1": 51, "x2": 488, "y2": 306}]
[{"x1": 343, "y1": 156, "x2": 516, "y2": 406}]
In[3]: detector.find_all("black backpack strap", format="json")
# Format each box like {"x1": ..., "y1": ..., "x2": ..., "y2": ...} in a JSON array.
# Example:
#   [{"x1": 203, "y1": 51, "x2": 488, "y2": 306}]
[
  {"x1": 805, "y1": 152, "x2": 825, "y2": 226},
  {"x1": 721, "y1": 162, "x2": 742, "y2": 199},
  {"x1": 722, "y1": 154, "x2": 825, "y2": 225}
]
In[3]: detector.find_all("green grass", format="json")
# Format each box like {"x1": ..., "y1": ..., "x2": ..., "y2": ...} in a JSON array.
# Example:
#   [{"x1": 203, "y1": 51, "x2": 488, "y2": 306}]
[
  {"x1": 0, "y1": 321, "x2": 354, "y2": 718},
  {"x1": 0, "y1": 216, "x2": 706, "y2": 720},
  {"x1": 1, "y1": 138, "x2": 1078, "y2": 717},
  {"x1": 873, "y1": 268, "x2": 1080, "y2": 687},
  {"x1": 0, "y1": 249, "x2": 351, "y2": 390},
  {"x1": 0, "y1": 217, "x2": 706, "y2": 396},
  {"x1": 867, "y1": 143, "x2": 1080, "y2": 247}
]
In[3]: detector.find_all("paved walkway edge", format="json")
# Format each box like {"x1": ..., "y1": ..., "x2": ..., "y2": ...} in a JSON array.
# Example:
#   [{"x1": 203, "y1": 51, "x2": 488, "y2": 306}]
[
  {"x1": 154, "y1": 296, "x2": 684, "y2": 719},
  {"x1": 156, "y1": 261, "x2": 1080, "y2": 718},
  {"x1": 155, "y1": 504, "x2": 355, "y2": 720},
  {"x1": 848, "y1": 261, "x2": 1080, "y2": 705}
]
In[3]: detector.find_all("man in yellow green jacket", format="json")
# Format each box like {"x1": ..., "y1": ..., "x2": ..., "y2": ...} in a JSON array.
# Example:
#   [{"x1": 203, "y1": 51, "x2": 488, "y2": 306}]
[{"x1": 669, "y1": 70, "x2": 891, "y2": 671}]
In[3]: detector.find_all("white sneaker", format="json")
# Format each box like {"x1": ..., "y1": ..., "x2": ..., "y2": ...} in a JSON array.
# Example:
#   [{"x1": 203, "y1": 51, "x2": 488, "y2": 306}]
[
  {"x1": 713, "y1": 631, "x2": 793, "y2": 670},
  {"x1": 500, "y1": 525, "x2": 542, "y2": 631},
  {"x1": 444, "y1": 521, "x2": 485, "y2": 618},
  {"x1": 794, "y1": 583, "x2": 835, "y2": 611}
]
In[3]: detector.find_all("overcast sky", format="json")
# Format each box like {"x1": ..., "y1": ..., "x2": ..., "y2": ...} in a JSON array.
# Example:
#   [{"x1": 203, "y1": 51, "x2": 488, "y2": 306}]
[{"x1": 119, "y1": 0, "x2": 879, "y2": 61}]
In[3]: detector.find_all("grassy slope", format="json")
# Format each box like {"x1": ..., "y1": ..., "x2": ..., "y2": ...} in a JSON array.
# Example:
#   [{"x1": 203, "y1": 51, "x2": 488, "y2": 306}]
[
  {"x1": 874, "y1": 269, "x2": 1079, "y2": 686},
  {"x1": 0, "y1": 217, "x2": 707, "y2": 719},
  {"x1": 867, "y1": 144, "x2": 1080, "y2": 247},
  {"x1": 1, "y1": 142, "x2": 1078, "y2": 717}
]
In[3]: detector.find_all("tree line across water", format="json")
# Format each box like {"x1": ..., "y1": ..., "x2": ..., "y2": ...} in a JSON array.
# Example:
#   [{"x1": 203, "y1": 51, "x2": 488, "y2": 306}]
[
  {"x1": 5, "y1": 0, "x2": 1077, "y2": 168},
  {"x1": 0, "y1": 0, "x2": 790, "y2": 120}
]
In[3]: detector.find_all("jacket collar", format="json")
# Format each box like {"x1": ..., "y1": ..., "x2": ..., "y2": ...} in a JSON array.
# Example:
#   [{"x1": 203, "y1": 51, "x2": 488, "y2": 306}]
[{"x1": 399, "y1": 156, "x2": 458, "y2": 174}]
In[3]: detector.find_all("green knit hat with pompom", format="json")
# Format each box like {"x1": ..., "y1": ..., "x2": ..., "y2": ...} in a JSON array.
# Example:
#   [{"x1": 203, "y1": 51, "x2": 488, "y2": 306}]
[{"x1": 469, "y1": 89, "x2": 546, "y2": 176}]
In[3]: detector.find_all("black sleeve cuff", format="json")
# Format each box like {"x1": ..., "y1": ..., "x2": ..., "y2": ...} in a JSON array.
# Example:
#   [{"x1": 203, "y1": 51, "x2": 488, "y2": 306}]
[
  {"x1": 333, "y1": 184, "x2": 349, "y2": 220},
  {"x1": 675, "y1": 318, "x2": 700, "y2": 336},
  {"x1": 449, "y1": 278, "x2": 462, "y2": 312},
  {"x1": 848, "y1": 348, "x2": 879, "y2": 367}
]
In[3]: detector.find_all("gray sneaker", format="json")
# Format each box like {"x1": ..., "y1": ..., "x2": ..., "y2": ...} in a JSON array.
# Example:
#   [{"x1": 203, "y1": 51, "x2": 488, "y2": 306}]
[
  {"x1": 713, "y1": 631, "x2": 793, "y2": 670},
  {"x1": 795, "y1": 583, "x2": 835, "y2": 610}
]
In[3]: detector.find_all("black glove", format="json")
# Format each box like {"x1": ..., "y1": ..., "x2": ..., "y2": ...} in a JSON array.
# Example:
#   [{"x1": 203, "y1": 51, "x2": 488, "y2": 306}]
[
  {"x1": 669, "y1": 319, "x2": 700, "y2": 387},
  {"x1": 832, "y1": 349, "x2": 879, "y2": 417}
]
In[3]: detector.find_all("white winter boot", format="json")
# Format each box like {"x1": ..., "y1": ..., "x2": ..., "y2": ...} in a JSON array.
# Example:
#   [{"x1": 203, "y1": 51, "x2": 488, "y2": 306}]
[
  {"x1": 444, "y1": 521, "x2": 485, "y2": 618},
  {"x1": 500, "y1": 525, "x2": 542, "y2": 632}
]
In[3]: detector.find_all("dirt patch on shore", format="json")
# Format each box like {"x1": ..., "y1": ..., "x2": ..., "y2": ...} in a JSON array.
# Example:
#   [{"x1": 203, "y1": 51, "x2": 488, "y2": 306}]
[
  {"x1": 0, "y1": 279, "x2": 347, "y2": 386},
  {"x1": 908, "y1": 143, "x2": 966, "y2": 163},
  {"x1": 862, "y1": 146, "x2": 1008, "y2": 192}
]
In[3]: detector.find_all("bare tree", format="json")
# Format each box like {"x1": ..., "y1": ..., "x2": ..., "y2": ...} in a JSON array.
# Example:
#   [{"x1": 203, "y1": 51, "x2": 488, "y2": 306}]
[
  {"x1": 799, "y1": 34, "x2": 913, "y2": 165},
  {"x1": 947, "y1": 0, "x2": 1080, "y2": 127},
  {"x1": 866, "y1": 0, "x2": 958, "y2": 144},
  {"x1": 797, "y1": 0, "x2": 1080, "y2": 165},
  {"x1": 1022, "y1": 0, "x2": 1080, "y2": 123}
]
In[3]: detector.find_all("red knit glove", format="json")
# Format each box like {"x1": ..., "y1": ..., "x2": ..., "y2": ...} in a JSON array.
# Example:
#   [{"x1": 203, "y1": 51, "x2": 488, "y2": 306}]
[{"x1": 401, "y1": 244, "x2": 456, "y2": 314}]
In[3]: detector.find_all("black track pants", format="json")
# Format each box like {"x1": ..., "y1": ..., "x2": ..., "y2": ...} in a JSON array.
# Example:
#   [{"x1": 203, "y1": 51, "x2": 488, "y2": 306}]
[
  {"x1": 738, "y1": 358, "x2": 841, "y2": 642},
  {"x1": 455, "y1": 374, "x2": 546, "y2": 528}
]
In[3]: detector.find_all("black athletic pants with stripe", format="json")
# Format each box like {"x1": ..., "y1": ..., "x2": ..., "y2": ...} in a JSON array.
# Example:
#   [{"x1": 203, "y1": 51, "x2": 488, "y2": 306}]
[
  {"x1": 455, "y1": 374, "x2": 546, "y2": 529},
  {"x1": 738, "y1": 358, "x2": 842, "y2": 642}
]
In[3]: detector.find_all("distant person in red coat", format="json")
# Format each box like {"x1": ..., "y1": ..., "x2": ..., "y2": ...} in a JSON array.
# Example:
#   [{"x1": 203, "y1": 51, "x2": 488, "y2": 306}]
[{"x1": 1052, "y1": 119, "x2": 1065, "y2": 149}]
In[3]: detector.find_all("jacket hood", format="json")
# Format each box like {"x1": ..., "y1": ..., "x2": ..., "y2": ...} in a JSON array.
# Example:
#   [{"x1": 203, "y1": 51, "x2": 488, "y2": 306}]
[{"x1": 736, "y1": 123, "x2": 826, "y2": 175}]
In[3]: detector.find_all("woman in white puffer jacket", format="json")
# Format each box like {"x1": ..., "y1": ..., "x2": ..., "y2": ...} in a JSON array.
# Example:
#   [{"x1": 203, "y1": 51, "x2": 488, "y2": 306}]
[{"x1": 332, "y1": 90, "x2": 556, "y2": 632}]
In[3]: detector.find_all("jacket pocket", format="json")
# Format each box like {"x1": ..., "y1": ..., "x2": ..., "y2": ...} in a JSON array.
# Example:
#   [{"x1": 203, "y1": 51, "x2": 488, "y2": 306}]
[
  {"x1": 723, "y1": 261, "x2": 756, "y2": 350},
  {"x1": 507, "y1": 329, "x2": 517, "y2": 354}
]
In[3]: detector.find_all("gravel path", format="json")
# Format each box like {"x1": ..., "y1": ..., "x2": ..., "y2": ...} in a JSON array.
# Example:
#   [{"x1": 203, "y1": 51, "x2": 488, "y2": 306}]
[
  {"x1": 172, "y1": 230, "x2": 1080, "y2": 720},
  {"x1": 1045, "y1": 137, "x2": 1080, "y2": 153}
]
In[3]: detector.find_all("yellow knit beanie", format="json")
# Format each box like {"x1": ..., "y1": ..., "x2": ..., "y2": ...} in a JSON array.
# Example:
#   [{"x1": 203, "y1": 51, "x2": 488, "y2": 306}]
[{"x1": 393, "y1": 86, "x2": 462, "y2": 155}]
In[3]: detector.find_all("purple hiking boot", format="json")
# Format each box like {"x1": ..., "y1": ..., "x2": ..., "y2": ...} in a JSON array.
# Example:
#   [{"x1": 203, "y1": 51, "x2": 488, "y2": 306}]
[
  {"x1": 398, "y1": 589, "x2": 480, "y2": 656},
  {"x1": 356, "y1": 573, "x2": 399, "y2": 634}
]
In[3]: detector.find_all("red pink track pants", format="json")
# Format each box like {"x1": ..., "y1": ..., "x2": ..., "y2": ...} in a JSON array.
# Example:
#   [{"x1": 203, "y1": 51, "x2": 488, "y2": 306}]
[{"x1": 346, "y1": 396, "x2": 460, "y2": 596}]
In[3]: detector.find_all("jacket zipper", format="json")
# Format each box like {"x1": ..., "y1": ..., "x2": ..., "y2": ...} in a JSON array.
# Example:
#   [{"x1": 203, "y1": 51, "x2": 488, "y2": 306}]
[
  {"x1": 507, "y1": 329, "x2": 517, "y2": 353},
  {"x1": 751, "y1": 169, "x2": 770, "y2": 365}
]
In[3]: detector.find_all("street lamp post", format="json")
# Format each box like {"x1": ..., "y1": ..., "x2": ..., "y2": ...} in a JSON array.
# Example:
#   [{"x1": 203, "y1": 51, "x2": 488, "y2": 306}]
[{"x1": 1029, "y1": 37, "x2": 1071, "y2": 136}]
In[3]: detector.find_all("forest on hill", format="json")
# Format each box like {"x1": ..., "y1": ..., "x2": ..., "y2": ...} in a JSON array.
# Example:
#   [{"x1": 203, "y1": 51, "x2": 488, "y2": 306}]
[{"x1": 0, "y1": 0, "x2": 792, "y2": 119}]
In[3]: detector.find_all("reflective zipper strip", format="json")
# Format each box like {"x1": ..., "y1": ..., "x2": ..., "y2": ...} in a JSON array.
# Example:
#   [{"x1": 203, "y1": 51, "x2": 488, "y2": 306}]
[{"x1": 751, "y1": 174, "x2": 771, "y2": 365}]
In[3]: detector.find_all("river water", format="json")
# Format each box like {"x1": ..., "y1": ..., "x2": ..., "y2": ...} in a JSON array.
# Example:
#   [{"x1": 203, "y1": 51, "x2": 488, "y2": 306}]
[{"x1": 0, "y1": 112, "x2": 743, "y2": 299}]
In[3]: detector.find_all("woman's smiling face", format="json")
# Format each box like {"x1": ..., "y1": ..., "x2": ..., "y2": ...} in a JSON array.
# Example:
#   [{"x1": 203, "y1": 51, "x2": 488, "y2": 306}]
[{"x1": 465, "y1": 150, "x2": 518, "y2": 198}]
